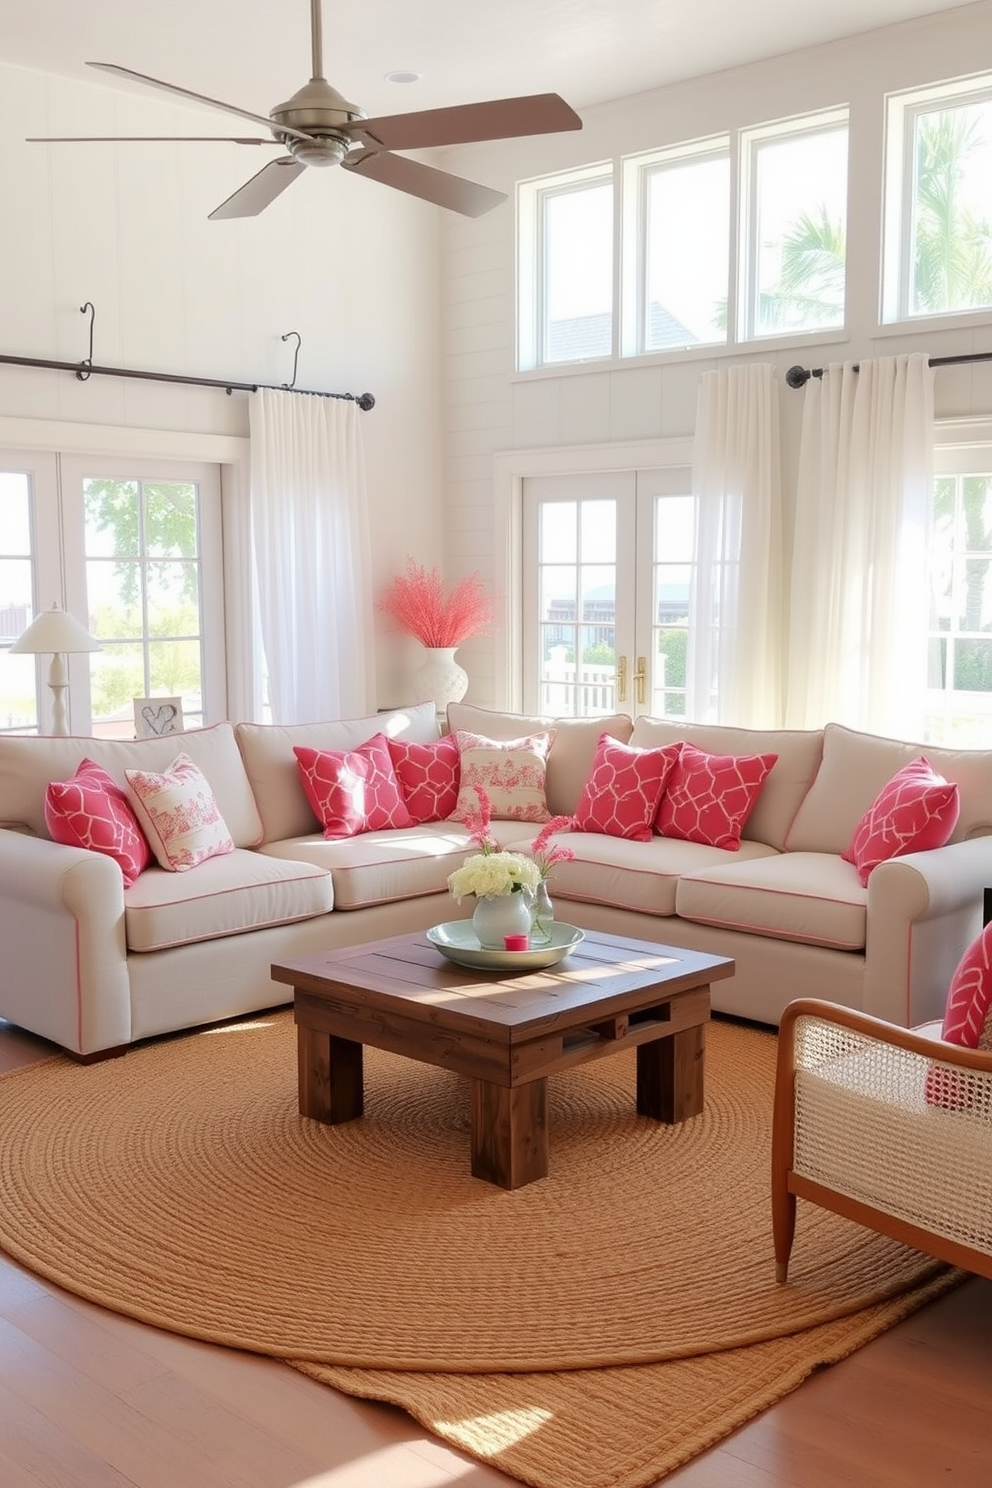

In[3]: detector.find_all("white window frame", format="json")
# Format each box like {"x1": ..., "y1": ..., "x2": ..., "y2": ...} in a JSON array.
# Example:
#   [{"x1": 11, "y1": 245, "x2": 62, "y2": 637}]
[
  {"x1": 620, "y1": 134, "x2": 732, "y2": 359},
  {"x1": 882, "y1": 72, "x2": 992, "y2": 326},
  {"x1": 516, "y1": 161, "x2": 615, "y2": 372},
  {"x1": 737, "y1": 107, "x2": 849, "y2": 344}
]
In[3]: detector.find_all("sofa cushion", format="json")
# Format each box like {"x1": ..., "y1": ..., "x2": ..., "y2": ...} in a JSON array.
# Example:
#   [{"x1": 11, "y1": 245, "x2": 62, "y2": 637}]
[
  {"x1": 504, "y1": 829, "x2": 778, "y2": 917},
  {"x1": 293, "y1": 735, "x2": 415, "y2": 837},
  {"x1": 123, "y1": 849, "x2": 333, "y2": 952},
  {"x1": 446, "y1": 704, "x2": 634, "y2": 817},
  {"x1": 629, "y1": 718, "x2": 822, "y2": 851},
  {"x1": 786, "y1": 722, "x2": 992, "y2": 854},
  {"x1": 675, "y1": 851, "x2": 867, "y2": 951},
  {"x1": 573, "y1": 734, "x2": 680, "y2": 841},
  {"x1": 656, "y1": 743, "x2": 778, "y2": 850},
  {"x1": 235, "y1": 703, "x2": 440, "y2": 844},
  {"x1": 450, "y1": 730, "x2": 554, "y2": 823},
  {"x1": 125, "y1": 753, "x2": 235, "y2": 872},
  {"x1": 386, "y1": 734, "x2": 461, "y2": 823},
  {"x1": 0, "y1": 722, "x2": 263, "y2": 846},
  {"x1": 44, "y1": 758, "x2": 151, "y2": 886},
  {"x1": 842, "y1": 756, "x2": 960, "y2": 886},
  {"x1": 261, "y1": 823, "x2": 471, "y2": 909}
]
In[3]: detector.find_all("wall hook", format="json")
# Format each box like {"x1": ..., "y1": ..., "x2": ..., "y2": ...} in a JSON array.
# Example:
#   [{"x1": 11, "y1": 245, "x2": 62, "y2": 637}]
[
  {"x1": 281, "y1": 330, "x2": 302, "y2": 389},
  {"x1": 77, "y1": 302, "x2": 95, "y2": 381}
]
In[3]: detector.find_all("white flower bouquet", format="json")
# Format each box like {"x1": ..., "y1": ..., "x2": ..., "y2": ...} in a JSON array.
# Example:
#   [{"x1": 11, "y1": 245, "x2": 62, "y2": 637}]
[{"x1": 448, "y1": 850, "x2": 541, "y2": 903}]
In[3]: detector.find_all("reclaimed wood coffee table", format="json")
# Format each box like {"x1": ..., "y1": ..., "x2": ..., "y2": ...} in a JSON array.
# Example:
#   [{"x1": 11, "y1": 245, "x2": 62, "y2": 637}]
[{"x1": 271, "y1": 927, "x2": 734, "y2": 1190}]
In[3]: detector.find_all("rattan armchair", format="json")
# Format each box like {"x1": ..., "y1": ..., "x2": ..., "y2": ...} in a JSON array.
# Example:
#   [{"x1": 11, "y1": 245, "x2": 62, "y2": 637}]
[{"x1": 772, "y1": 998, "x2": 992, "y2": 1283}]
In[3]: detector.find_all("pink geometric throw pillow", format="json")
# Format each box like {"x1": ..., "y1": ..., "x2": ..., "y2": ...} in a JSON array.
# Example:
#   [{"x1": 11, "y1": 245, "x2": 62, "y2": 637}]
[
  {"x1": 655, "y1": 743, "x2": 777, "y2": 850},
  {"x1": 449, "y1": 730, "x2": 554, "y2": 824},
  {"x1": 573, "y1": 734, "x2": 681, "y2": 841},
  {"x1": 924, "y1": 919, "x2": 992, "y2": 1109},
  {"x1": 45, "y1": 757, "x2": 151, "y2": 886},
  {"x1": 842, "y1": 756, "x2": 960, "y2": 887},
  {"x1": 386, "y1": 734, "x2": 461, "y2": 824},
  {"x1": 125, "y1": 753, "x2": 235, "y2": 872},
  {"x1": 294, "y1": 733, "x2": 415, "y2": 839}
]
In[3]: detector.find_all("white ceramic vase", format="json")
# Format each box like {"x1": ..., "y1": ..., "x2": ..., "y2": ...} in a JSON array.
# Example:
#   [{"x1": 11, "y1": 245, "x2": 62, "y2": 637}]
[
  {"x1": 471, "y1": 891, "x2": 533, "y2": 949},
  {"x1": 412, "y1": 646, "x2": 469, "y2": 715}
]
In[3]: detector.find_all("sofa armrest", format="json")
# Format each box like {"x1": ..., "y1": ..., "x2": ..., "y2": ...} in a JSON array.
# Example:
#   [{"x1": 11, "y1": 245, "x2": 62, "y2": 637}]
[
  {"x1": 0, "y1": 828, "x2": 131, "y2": 1055},
  {"x1": 863, "y1": 836, "x2": 992, "y2": 1027}
]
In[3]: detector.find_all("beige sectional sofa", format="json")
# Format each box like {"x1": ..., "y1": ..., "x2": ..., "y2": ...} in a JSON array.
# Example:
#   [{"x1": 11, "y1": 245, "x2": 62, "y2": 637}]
[{"x1": 1, "y1": 699, "x2": 991, "y2": 1058}]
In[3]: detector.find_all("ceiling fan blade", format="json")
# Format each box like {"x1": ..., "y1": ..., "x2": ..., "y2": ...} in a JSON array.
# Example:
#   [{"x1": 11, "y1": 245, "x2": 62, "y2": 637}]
[
  {"x1": 343, "y1": 149, "x2": 506, "y2": 218},
  {"x1": 353, "y1": 93, "x2": 582, "y2": 152},
  {"x1": 86, "y1": 62, "x2": 314, "y2": 143},
  {"x1": 27, "y1": 136, "x2": 274, "y2": 145},
  {"x1": 208, "y1": 157, "x2": 305, "y2": 220}
]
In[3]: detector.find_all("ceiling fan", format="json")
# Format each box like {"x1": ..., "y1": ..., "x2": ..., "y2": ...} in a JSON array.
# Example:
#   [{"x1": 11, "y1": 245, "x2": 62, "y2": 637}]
[{"x1": 27, "y1": 0, "x2": 582, "y2": 220}]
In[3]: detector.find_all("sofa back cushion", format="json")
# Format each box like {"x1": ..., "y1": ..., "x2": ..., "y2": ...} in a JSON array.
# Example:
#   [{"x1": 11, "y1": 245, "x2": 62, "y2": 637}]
[
  {"x1": 0, "y1": 722, "x2": 263, "y2": 847},
  {"x1": 446, "y1": 704, "x2": 634, "y2": 818},
  {"x1": 629, "y1": 718, "x2": 823, "y2": 851},
  {"x1": 236, "y1": 702, "x2": 439, "y2": 844},
  {"x1": 786, "y1": 722, "x2": 992, "y2": 853}
]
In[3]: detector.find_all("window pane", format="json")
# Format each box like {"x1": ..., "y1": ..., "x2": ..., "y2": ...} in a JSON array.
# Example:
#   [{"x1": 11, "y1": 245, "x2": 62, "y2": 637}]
[
  {"x1": 910, "y1": 100, "x2": 992, "y2": 317},
  {"x1": 543, "y1": 182, "x2": 613, "y2": 363},
  {"x1": 751, "y1": 127, "x2": 848, "y2": 337},
  {"x1": 645, "y1": 155, "x2": 729, "y2": 349},
  {"x1": 925, "y1": 469, "x2": 992, "y2": 744},
  {"x1": 0, "y1": 474, "x2": 37, "y2": 733}
]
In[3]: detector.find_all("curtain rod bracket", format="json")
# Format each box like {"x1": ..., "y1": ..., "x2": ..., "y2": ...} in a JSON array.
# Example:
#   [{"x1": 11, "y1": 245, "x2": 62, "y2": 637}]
[
  {"x1": 785, "y1": 364, "x2": 811, "y2": 389},
  {"x1": 281, "y1": 330, "x2": 301, "y2": 390},
  {"x1": 77, "y1": 302, "x2": 95, "y2": 381}
]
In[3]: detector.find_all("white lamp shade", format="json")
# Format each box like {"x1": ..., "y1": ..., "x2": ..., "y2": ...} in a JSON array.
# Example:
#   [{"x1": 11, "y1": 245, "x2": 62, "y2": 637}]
[{"x1": 10, "y1": 603, "x2": 102, "y2": 655}]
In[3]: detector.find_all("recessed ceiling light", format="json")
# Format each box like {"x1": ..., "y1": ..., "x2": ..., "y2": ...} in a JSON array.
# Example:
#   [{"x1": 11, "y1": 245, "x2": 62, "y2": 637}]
[{"x1": 384, "y1": 70, "x2": 421, "y2": 84}]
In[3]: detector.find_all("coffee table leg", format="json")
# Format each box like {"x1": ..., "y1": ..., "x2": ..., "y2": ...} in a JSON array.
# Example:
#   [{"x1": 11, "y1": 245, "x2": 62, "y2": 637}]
[
  {"x1": 471, "y1": 1077, "x2": 548, "y2": 1189},
  {"x1": 637, "y1": 1025, "x2": 705, "y2": 1123},
  {"x1": 297, "y1": 1023, "x2": 364, "y2": 1124}
]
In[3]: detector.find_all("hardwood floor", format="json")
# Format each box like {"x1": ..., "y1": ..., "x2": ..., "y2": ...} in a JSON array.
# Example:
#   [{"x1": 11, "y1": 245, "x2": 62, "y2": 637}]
[{"x1": 1, "y1": 1020, "x2": 990, "y2": 1487}]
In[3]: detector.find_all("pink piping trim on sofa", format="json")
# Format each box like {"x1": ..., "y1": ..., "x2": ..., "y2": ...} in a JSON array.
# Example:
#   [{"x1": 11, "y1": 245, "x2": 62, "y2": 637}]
[
  {"x1": 666, "y1": 910, "x2": 863, "y2": 952},
  {"x1": 74, "y1": 919, "x2": 84, "y2": 1053}
]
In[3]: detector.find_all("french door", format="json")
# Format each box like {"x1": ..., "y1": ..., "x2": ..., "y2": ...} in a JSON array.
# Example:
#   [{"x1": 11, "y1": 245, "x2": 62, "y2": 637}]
[
  {"x1": 0, "y1": 450, "x2": 225, "y2": 736},
  {"x1": 522, "y1": 466, "x2": 695, "y2": 719}
]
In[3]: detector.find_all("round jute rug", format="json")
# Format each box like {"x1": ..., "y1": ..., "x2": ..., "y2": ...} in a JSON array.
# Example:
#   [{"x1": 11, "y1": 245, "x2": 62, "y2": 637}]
[{"x1": 0, "y1": 1012, "x2": 941, "y2": 1373}]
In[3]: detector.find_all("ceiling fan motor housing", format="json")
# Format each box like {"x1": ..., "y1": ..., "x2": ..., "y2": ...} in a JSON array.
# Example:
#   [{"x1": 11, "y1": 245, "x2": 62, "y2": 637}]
[{"x1": 270, "y1": 79, "x2": 366, "y2": 165}]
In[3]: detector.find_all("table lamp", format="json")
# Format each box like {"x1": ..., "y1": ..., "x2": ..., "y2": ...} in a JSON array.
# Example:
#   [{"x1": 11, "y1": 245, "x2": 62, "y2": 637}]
[{"x1": 10, "y1": 602, "x2": 102, "y2": 736}]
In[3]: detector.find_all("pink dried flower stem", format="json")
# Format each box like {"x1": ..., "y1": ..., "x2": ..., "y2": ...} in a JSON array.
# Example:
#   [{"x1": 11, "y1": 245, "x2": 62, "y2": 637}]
[
  {"x1": 377, "y1": 558, "x2": 495, "y2": 647},
  {"x1": 531, "y1": 814, "x2": 576, "y2": 877},
  {"x1": 463, "y1": 783, "x2": 498, "y2": 853}
]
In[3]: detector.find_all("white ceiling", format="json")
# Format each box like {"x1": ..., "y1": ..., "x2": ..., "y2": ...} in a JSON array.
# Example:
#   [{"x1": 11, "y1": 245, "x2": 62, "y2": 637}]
[{"x1": 0, "y1": 0, "x2": 980, "y2": 124}]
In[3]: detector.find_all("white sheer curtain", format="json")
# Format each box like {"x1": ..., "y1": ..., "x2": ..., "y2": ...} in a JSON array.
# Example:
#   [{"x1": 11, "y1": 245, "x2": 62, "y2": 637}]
[
  {"x1": 688, "y1": 363, "x2": 784, "y2": 726},
  {"x1": 248, "y1": 388, "x2": 375, "y2": 723},
  {"x1": 784, "y1": 354, "x2": 934, "y2": 736}
]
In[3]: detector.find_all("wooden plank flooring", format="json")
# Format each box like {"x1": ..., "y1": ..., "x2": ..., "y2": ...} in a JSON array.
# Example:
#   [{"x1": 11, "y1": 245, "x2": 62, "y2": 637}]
[{"x1": 1, "y1": 1020, "x2": 990, "y2": 1487}]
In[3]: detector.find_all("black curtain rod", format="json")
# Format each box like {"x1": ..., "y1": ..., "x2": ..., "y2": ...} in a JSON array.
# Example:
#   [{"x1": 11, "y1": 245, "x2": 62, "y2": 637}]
[
  {"x1": 0, "y1": 351, "x2": 375, "y2": 409},
  {"x1": 786, "y1": 350, "x2": 992, "y2": 389}
]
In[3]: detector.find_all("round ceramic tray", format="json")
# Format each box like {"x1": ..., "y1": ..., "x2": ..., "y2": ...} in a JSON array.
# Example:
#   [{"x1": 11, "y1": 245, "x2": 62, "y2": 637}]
[{"x1": 426, "y1": 921, "x2": 585, "y2": 971}]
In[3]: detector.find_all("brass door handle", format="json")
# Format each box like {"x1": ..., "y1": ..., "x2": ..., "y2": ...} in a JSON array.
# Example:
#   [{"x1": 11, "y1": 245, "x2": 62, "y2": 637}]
[
  {"x1": 633, "y1": 656, "x2": 646, "y2": 706},
  {"x1": 617, "y1": 654, "x2": 627, "y2": 703}
]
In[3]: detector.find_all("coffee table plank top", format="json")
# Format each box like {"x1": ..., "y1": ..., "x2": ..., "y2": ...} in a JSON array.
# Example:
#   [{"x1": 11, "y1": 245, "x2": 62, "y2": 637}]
[{"x1": 273, "y1": 927, "x2": 734, "y2": 1046}]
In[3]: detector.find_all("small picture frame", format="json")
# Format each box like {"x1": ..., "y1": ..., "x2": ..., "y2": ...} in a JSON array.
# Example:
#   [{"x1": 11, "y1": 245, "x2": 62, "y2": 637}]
[{"x1": 134, "y1": 697, "x2": 184, "y2": 738}]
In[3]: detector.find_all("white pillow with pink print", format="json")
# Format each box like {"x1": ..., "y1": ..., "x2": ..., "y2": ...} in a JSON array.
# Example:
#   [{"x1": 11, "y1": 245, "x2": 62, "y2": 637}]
[
  {"x1": 450, "y1": 730, "x2": 554, "y2": 823},
  {"x1": 125, "y1": 753, "x2": 235, "y2": 871}
]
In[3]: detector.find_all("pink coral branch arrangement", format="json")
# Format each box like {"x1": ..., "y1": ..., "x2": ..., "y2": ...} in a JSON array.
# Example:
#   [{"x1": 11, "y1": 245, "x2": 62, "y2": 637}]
[{"x1": 377, "y1": 558, "x2": 496, "y2": 647}]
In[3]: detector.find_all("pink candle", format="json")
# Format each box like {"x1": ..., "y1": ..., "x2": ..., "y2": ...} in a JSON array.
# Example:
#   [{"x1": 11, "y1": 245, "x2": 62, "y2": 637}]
[{"x1": 504, "y1": 934, "x2": 529, "y2": 951}]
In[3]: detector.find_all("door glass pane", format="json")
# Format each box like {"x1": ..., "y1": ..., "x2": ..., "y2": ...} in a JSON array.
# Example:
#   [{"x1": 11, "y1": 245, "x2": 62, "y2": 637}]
[
  {"x1": 543, "y1": 182, "x2": 614, "y2": 363},
  {"x1": 537, "y1": 498, "x2": 618, "y2": 716},
  {"x1": 925, "y1": 470, "x2": 992, "y2": 743},
  {"x1": 0, "y1": 474, "x2": 38, "y2": 733},
  {"x1": 645, "y1": 155, "x2": 730, "y2": 350},
  {"x1": 651, "y1": 496, "x2": 694, "y2": 718},
  {"x1": 751, "y1": 126, "x2": 848, "y2": 337}
]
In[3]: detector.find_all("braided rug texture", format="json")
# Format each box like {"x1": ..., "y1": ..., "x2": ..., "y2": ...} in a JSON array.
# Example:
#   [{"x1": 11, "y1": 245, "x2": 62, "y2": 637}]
[{"x1": 0, "y1": 1010, "x2": 960, "y2": 1486}]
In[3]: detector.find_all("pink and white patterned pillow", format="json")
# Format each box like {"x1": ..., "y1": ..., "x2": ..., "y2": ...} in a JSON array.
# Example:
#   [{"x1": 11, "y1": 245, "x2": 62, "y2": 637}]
[
  {"x1": 924, "y1": 920, "x2": 992, "y2": 1108},
  {"x1": 450, "y1": 730, "x2": 555, "y2": 824},
  {"x1": 294, "y1": 733, "x2": 415, "y2": 839},
  {"x1": 655, "y1": 743, "x2": 777, "y2": 850},
  {"x1": 45, "y1": 758, "x2": 151, "y2": 886},
  {"x1": 842, "y1": 756, "x2": 960, "y2": 887},
  {"x1": 125, "y1": 753, "x2": 235, "y2": 872},
  {"x1": 386, "y1": 734, "x2": 461, "y2": 824},
  {"x1": 573, "y1": 734, "x2": 681, "y2": 841}
]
